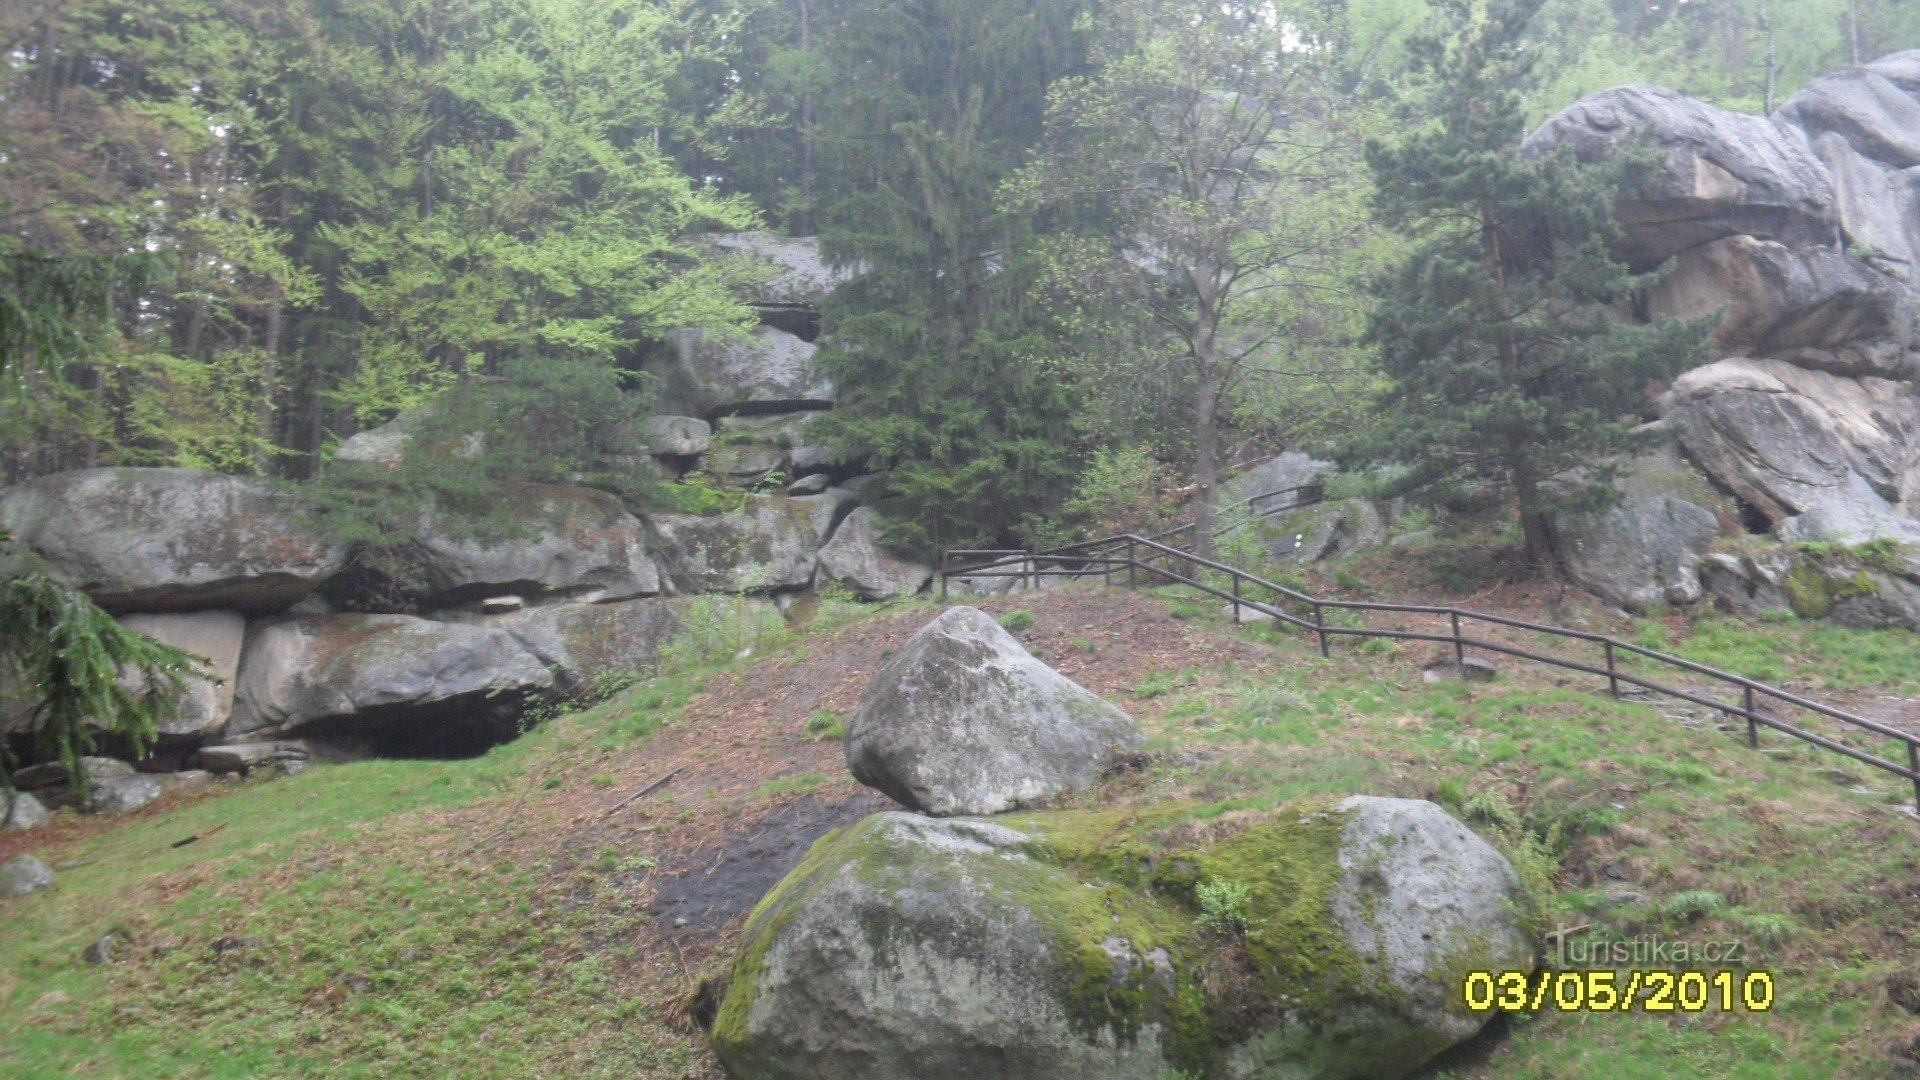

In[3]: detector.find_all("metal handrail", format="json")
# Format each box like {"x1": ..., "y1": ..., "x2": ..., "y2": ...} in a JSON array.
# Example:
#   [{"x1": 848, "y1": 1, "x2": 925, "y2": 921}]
[{"x1": 939, "y1": 533, "x2": 1920, "y2": 812}]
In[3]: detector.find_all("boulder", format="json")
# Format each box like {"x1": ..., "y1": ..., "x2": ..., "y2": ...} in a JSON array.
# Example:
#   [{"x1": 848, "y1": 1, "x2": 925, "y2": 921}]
[
  {"x1": 688, "y1": 230, "x2": 853, "y2": 310},
  {"x1": 1551, "y1": 495, "x2": 1718, "y2": 611},
  {"x1": 1668, "y1": 358, "x2": 1920, "y2": 545},
  {"x1": 323, "y1": 484, "x2": 660, "y2": 612},
  {"x1": 330, "y1": 406, "x2": 484, "y2": 469},
  {"x1": 712, "y1": 798, "x2": 1533, "y2": 1080},
  {"x1": 1247, "y1": 498, "x2": 1385, "y2": 563},
  {"x1": 785, "y1": 473, "x2": 831, "y2": 496},
  {"x1": 646, "y1": 496, "x2": 822, "y2": 594},
  {"x1": 13, "y1": 756, "x2": 159, "y2": 814},
  {"x1": 89, "y1": 771, "x2": 164, "y2": 814},
  {"x1": 226, "y1": 614, "x2": 553, "y2": 754},
  {"x1": 198, "y1": 741, "x2": 310, "y2": 775},
  {"x1": 1521, "y1": 85, "x2": 1839, "y2": 268},
  {"x1": 1, "y1": 791, "x2": 48, "y2": 830},
  {"x1": 1700, "y1": 549, "x2": 1796, "y2": 618},
  {"x1": 844, "y1": 607, "x2": 1142, "y2": 815},
  {"x1": 650, "y1": 325, "x2": 832, "y2": 419},
  {"x1": 1224, "y1": 451, "x2": 1334, "y2": 508},
  {"x1": 1, "y1": 855, "x2": 52, "y2": 898},
  {"x1": 114, "y1": 611, "x2": 247, "y2": 741},
  {"x1": 711, "y1": 411, "x2": 850, "y2": 485},
  {"x1": 638, "y1": 415, "x2": 712, "y2": 458},
  {"x1": 0, "y1": 468, "x2": 345, "y2": 614},
  {"x1": 485, "y1": 596, "x2": 776, "y2": 691},
  {"x1": 1646, "y1": 235, "x2": 1915, "y2": 362},
  {"x1": 816, "y1": 508, "x2": 932, "y2": 600}
]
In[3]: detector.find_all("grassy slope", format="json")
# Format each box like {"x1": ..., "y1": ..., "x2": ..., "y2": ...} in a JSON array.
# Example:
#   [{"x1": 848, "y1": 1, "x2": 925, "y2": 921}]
[{"x1": 3, "y1": 586, "x2": 1919, "y2": 1077}]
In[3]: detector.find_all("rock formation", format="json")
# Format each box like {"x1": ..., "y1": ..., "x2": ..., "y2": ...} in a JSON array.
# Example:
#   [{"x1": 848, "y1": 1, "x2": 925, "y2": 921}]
[
  {"x1": 844, "y1": 607, "x2": 1143, "y2": 816},
  {"x1": 712, "y1": 798, "x2": 1533, "y2": 1080},
  {"x1": 1524, "y1": 50, "x2": 1920, "y2": 612}
]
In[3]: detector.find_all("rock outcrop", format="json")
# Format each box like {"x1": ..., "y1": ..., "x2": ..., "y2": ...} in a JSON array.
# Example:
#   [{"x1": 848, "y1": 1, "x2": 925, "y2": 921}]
[
  {"x1": 712, "y1": 798, "x2": 1533, "y2": 1080},
  {"x1": 844, "y1": 607, "x2": 1142, "y2": 815},
  {"x1": 1525, "y1": 50, "x2": 1920, "y2": 604},
  {"x1": 1667, "y1": 358, "x2": 1920, "y2": 545},
  {"x1": 324, "y1": 484, "x2": 661, "y2": 612},
  {"x1": 651, "y1": 325, "x2": 832, "y2": 420},
  {"x1": 646, "y1": 496, "x2": 824, "y2": 594},
  {"x1": 115, "y1": 611, "x2": 247, "y2": 741},
  {"x1": 227, "y1": 614, "x2": 553, "y2": 754},
  {"x1": 0, "y1": 468, "x2": 344, "y2": 614},
  {"x1": 815, "y1": 507, "x2": 931, "y2": 600},
  {"x1": 1552, "y1": 495, "x2": 1718, "y2": 611}
]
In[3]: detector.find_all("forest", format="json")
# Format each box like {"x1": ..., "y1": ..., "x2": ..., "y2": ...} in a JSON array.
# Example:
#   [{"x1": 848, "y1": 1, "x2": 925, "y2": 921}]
[{"x1": 4, "y1": 0, "x2": 1912, "y2": 551}]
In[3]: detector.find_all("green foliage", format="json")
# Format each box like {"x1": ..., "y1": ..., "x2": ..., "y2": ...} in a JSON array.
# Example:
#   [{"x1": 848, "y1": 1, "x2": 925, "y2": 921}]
[
  {"x1": 1059, "y1": 445, "x2": 1182, "y2": 540},
  {"x1": 996, "y1": 609, "x2": 1037, "y2": 633},
  {"x1": 0, "y1": 547, "x2": 203, "y2": 793},
  {"x1": 1193, "y1": 878, "x2": 1253, "y2": 935},
  {"x1": 804, "y1": 710, "x2": 845, "y2": 740},
  {"x1": 1347, "y1": 0, "x2": 1709, "y2": 568}
]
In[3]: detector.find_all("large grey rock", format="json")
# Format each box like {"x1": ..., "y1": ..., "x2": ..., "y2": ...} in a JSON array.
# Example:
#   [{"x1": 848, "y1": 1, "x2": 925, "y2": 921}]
[
  {"x1": 645, "y1": 496, "x2": 822, "y2": 593},
  {"x1": 1247, "y1": 498, "x2": 1386, "y2": 563},
  {"x1": 1668, "y1": 358, "x2": 1920, "y2": 545},
  {"x1": 1523, "y1": 84, "x2": 1838, "y2": 268},
  {"x1": 226, "y1": 614, "x2": 553, "y2": 752},
  {"x1": 481, "y1": 596, "x2": 771, "y2": 691},
  {"x1": 650, "y1": 325, "x2": 832, "y2": 419},
  {"x1": 89, "y1": 771, "x2": 163, "y2": 814},
  {"x1": 711, "y1": 412, "x2": 850, "y2": 485},
  {"x1": 1, "y1": 791, "x2": 48, "y2": 831},
  {"x1": 1224, "y1": 451, "x2": 1335, "y2": 508},
  {"x1": 815, "y1": 508, "x2": 931, "y2": 600},
  {"x1": 1552, "y1": 495, "x2": 1718, "y2": 611},
  {"x1": 1646, "y1": 235, "x2": 1915, "y2": 364},
  {"x1": 688, "y1": 231, "x2": 853, "y2": 310},
  {"x1": 324, "y1": 484, "x2": 659, "y2": 611},
  {"x1": 114, "y1": 611, "x2": 247, "y2": 741},
  {"x1": 0, "y1": 468, "x2": 345, "y2": 614},
  {"x1": 844, "y1": 607, "x2": 1141, "y2": 815},
  {"x1": 712, "y1": 798, "x2": 1532, "y2": 1080},
  {"x1": 1, "y1": 855, "x2": 52, "y2": 898},
  {"x1": 638, "y1": 415, "x2": 711, "y2": 458},
  {"x1": 198, "y1": 741, "x2": 310, "y2": 775}
]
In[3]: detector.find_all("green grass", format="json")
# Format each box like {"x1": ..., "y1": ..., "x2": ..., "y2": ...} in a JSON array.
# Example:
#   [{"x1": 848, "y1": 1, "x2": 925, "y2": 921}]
[{"x1": 8, "y1": 584, "x2": 1920, "y2": 1078}]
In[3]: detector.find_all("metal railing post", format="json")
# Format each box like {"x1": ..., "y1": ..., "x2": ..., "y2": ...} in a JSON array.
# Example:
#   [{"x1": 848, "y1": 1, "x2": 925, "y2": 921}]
[
  {"x1": 1126, "y1": 538, "x2": 1137, "y2": 591},
  {"x1": 1451, "y1": 612, "x2": 1465, "y2": 666},
  {"x1": 1745, "y1": 685, "x2": 1758, "y2": 748},
  {"x1": 1313, "y1": 602, "x2": 1330, "y2": 657},
  {"x1": 939, "y1": 556, "x2": 948, "y2": 602},
  {"x1": 1909, "y1": 742, "x2": 1920, "y2": 815},
  {"x1": 1231, "y1": 574, "x2": 1241, "y2": 621},
  {"x1": 1604, "y1": 640, "x2": 1619, "y2": 698}
]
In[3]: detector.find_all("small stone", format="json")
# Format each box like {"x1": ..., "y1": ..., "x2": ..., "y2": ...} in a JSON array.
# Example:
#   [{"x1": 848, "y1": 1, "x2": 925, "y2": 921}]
[
  {"x1": 2, "y1": 791, "x2": 50, "y2": 830},
  {"x1": 1, "y1": 854, "x2": 53, "y2": 897},
  {"x1": 82, "y1": 935, "x2": 117, "y2": 964},
  {"x1": 160, "y1": 770, "x2": 213, "y2": 794},
  {"x1": 1422, "y1": 657, "x2": 1498, "y2": 684},
  {"x1": 479, "y1": 595, "x2": 526, "y2": 614},
  {"x1": 211, "y1": 934, "x2": 260, "y2": 957}
]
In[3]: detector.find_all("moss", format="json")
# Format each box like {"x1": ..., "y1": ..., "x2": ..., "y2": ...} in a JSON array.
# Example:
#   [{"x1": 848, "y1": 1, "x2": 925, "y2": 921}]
[
  {"x1": 708, "y1": 822, "x2": 854, "y2": 1052},
  {"x1": 1784, "y1": 562, "x2": 1835, "y2": 619}
]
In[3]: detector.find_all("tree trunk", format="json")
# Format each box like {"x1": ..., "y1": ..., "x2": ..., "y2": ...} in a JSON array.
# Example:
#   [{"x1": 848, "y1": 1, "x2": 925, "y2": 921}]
[
  {"x1": 1511, "y1": 460, "x2": 1555, "y2": 574},
  {"x1": 1191, "y1": 369, "x2": 1220, "y2": 560},
  {"x1": 795, "y1": 0, "x2": 815, "y2": 237}
]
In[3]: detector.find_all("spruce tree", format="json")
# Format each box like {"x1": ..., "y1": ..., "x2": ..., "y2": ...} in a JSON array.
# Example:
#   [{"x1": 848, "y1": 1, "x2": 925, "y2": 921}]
[{"x1": 1350, "y1": 0, "x2": 1706, "y2": 570}]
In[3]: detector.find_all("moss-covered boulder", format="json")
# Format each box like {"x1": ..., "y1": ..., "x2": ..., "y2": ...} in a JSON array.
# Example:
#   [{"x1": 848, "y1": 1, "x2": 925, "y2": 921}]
[
  {"x1": 712, "y1": 797, "x2": 1535, "y2": 1080},
  {"x1": 845, "y1": 607, "x2": 1141, "y2": 816}
]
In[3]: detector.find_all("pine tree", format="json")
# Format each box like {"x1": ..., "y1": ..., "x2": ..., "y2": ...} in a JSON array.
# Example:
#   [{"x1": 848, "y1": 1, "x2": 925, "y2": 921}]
[
  {"x1": 1350, "y1": 0, "x2": 1707, "y2": 571},
  {"x1": 0, "y1": 543, "x2": 201, "y2": 798}
]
